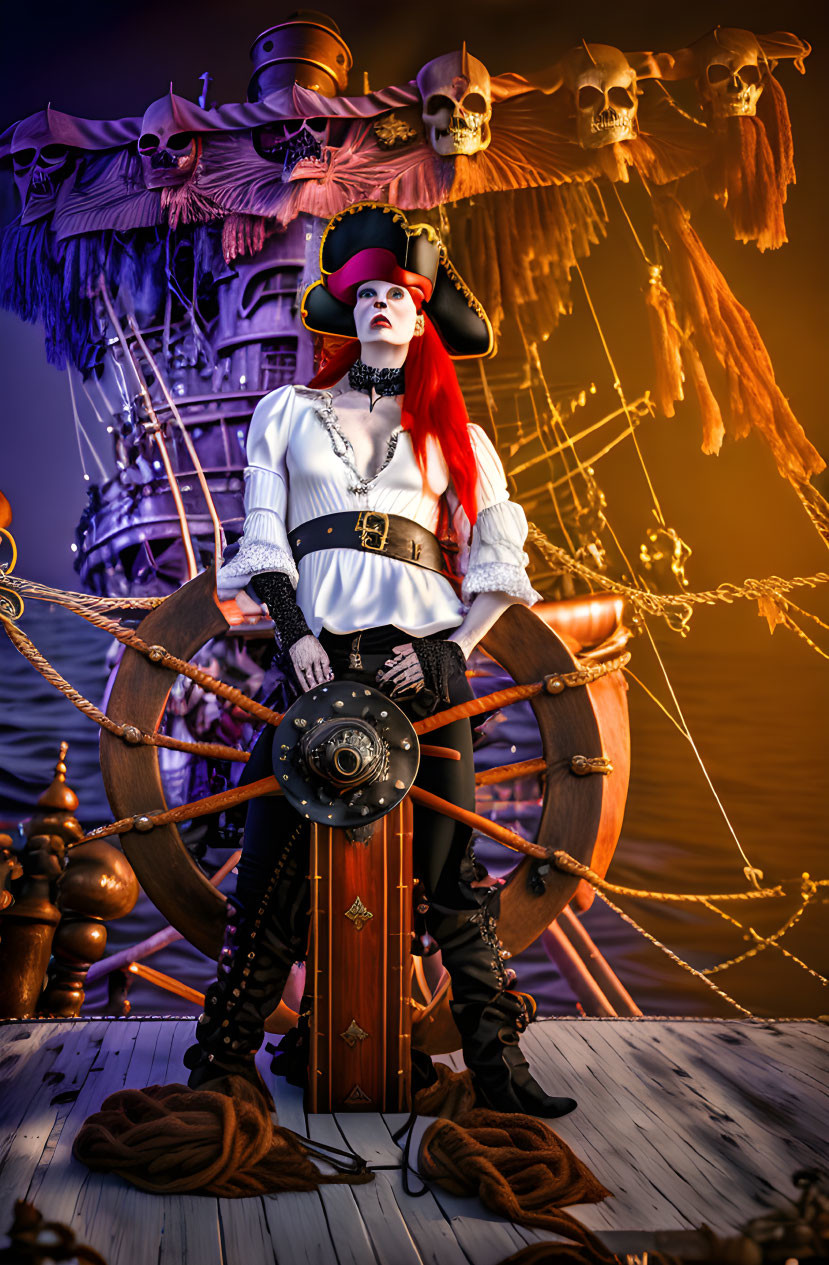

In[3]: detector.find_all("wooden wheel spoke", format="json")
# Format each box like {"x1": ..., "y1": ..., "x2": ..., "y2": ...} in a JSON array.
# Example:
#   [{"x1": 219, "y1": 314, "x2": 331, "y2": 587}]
[
  {"x1": 412, "y1": 680, "x2": 544, "y2": 735},
  {"x1": 74, "y1": 775, "x2": 282, "y2": 846},
  {"x1": 419, "y1": 743, "x2": 461, "y2": 761},
  {"x1": 475, "y1": 756, "x2": 547, "y2": 786},
  {"x1": 407, "y1": 784, "x2": 547, "y2": 859}
]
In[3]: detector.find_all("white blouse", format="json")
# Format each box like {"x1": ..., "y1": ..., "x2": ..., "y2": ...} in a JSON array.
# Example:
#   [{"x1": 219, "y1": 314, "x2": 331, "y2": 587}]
[{"x1": 217, "y1": 384, "x2": 540, "y2": 637}]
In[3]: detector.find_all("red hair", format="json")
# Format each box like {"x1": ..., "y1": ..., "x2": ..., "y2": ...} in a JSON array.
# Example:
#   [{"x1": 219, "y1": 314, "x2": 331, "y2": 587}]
[{"x1": 308, "y1": 314, "x2": 479, "y2": 524}]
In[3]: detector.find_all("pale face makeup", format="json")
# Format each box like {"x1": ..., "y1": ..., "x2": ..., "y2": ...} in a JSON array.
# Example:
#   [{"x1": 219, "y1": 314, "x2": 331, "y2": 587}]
[{"x1": 353, "y1": 279, "x2": 418, "y2": 368}]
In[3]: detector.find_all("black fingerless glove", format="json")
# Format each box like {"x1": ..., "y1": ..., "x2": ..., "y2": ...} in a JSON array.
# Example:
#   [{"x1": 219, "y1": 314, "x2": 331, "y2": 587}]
[
  {"x1": 410, "y1": 638, "x2": 466, "y2": 706},
  {"x1": 250, "y1": 572, "x2": 311, "y2": 651}
]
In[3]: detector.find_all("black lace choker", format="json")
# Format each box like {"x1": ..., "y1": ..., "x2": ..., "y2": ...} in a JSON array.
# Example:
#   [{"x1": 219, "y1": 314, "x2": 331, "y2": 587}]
[{"x1": 348, "y1": 359, "x2": 405, "y2": 408}]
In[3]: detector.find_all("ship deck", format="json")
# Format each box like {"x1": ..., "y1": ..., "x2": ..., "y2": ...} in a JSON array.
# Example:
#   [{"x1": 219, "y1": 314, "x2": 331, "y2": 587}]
[{"x1": 0, "y1": 1016, "x2": 825, "y2": 1263}]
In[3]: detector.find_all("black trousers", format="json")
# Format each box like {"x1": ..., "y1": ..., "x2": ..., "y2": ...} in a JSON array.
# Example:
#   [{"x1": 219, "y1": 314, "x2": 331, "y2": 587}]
[{"x1": 234, "y1": 626, "x2": 482, "y2": 946}]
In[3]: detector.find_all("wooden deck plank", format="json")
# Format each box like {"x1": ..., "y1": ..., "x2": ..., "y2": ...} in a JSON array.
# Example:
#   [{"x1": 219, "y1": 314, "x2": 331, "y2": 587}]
[
  {"x1": 25, "y1": 1021, "x2": 162, "y2": 1265},
  {"x1": 331, "y1": 1113, "x2": 403, "y2": 1168},
  {"x1": 0, "y1": 1020, "x2": 66, "y2": 1066},
  {"x1": 532, "y1": 1020, "x2": 786, "y2": 1230},
  {"x1": 326, "y1": 1115, "x2": 424, "y2": 1265},
  {"x1": 376, "y1": 1112, "x2": 530, "y2": 1264},
  {"x1": 167, "y1": 1020, "x2": 194, "y2": 1082},
  {"x1": 262, "y1": 1190, "x2": 354, "y2": 1265},
  {"x1": 524, "y1": 1019, "x2": 827, "y2": 1235},
  {"x1": 550, "y1": 1021, "x2": 762, "y2": 1221},
  {"x1": 375, "y1": 1118, "x2": 500, "y2": 1265},
  {"x1": 2, "y1": 1017, "x2": 825, "y2": 1262},
  {"x1": 157, "y1": 1194, "x2": 224, "y2": 1265},
  {"x1": 0, "y1": 1023, "x2": 89, "y2": 1143},
  {"x1": 0, "y1": 1023, "x2": 91, "y2": 1146},
  {"x1": 516, "y1": 1023, "x2": 658, "y2": 1210},
  {"x1": 521, "y1": 1023, "x2": 714, "y2": 1231},
  {"x1": 682, "y1": 1020, "x2": 828, "y2": 1097},
  {"x1": 625, "y1": 1022, "x2": 828, "y2": 1196},
  {"x1": 416, "y1": 1182, "x2": 529, "y2": 1265},
  {"x1": 218, "y1": 1197, "x2": 275, "y2": 1265},
  {"x1": 578, "y1": 1021, "x2": 777, "y2": 1229},
  {"x1": 625, "y1": 1020, "x2": 828, "y2": 1160},
  {"x1": 306, "y1": 1114, "x2": 384, "y2": 1265},
  {"x1": 0, "y1": 1023, "x2": 105, "y2": 1230}
]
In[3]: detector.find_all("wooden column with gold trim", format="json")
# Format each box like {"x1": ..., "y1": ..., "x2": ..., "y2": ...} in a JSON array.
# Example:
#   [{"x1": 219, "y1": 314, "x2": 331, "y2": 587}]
[{"x1": 308, "y1": 796, "x2": 413, "y2": 1113}]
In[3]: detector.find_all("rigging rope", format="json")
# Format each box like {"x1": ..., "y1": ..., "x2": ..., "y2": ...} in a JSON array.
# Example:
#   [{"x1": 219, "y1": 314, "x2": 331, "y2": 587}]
[
  {"x1": 591, "y1": 886, "x2": 755, "y2": 1018},
  {"x1": 573, "y1": 259, "x2": 667, "y2": 528},
  {"x1": 0, "y1": 612, "x2": 251, "y2": 763},
  {"x1": 699, "y1": 876, "x2": 829, "y2": 986},
  {"x1": 553, "y1": 851, "x2": 828, "y2": 994},
  {"x1": 551, "y1": 851, "x2": 783, "y2": 903},
  {"x1": 528, "y1": 522, "x2": 829, "y2": 632},
  {"x1": 0, "y1": 577, "x2": 283, "y2": 728},
  {"x1": 2, "y1": 573, "x2": 163, "y2": 611}
]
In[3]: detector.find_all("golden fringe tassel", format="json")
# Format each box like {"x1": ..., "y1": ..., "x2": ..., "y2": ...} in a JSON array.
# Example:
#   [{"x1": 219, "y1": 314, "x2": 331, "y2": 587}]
[
  {"x1": 681, "y1": 340, "x2": 725, "y2": 455},
  {"x1": 704, "y1": 73, "x2": 795, "y2": 252},
  {"x1": 644, "y1": 266, "x2": 684, "y2": 417},
  {"x1": 757, "y1": 70, "x2": 796, "y2": 202},
  {"x1": 720, "y1": 115, "x2": 787, "y2": 251},
  {"x1": 654, "y1": 194, "x2": 825, "y2": 481},
  {"x1": 445, "y1": 186, "x2": 606, "y2": 340}
]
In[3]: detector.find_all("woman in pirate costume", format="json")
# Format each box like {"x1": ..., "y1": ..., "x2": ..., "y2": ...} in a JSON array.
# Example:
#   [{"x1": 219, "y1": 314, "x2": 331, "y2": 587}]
[{"x1": 184, "y1": 203, "x2": 576, "y2": 1119}]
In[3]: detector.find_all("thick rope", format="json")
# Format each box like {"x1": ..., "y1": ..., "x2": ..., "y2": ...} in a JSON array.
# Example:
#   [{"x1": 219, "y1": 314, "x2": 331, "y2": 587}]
[
  {"x1": 0, "y1": 572, "x2": 164, "y2": 611},
  {"x1": 57, "y1": 602, "x2": 283, "y2": 727},
  {"x1": 77, "y1": 775, "x2": 279, "y2": 846},
  {"x1": 0, "y1": 613, "x2": 250, "y2": 763},
  {"x1": 1, "y1": 586, "x2": 283, "y2": 728},
  {"x1": 551, "y1": 850, "x2": 784, "y2": 903}
]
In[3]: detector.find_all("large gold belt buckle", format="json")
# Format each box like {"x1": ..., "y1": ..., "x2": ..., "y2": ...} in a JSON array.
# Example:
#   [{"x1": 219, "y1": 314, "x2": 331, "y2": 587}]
[{"x1": 355, "y1": 511, "x2": 389, "y2": 553}]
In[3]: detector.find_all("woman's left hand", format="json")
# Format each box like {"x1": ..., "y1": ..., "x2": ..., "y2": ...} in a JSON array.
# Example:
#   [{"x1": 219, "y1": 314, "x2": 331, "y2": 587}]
[{"x1": 376, "y1": 643, "x2": 424, "y2": 700}]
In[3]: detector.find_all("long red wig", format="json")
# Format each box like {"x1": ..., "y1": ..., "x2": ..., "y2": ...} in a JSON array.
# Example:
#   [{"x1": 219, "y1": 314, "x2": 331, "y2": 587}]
[{"x1": 308, "y1": 314, "x2": 479, "y2": 525}]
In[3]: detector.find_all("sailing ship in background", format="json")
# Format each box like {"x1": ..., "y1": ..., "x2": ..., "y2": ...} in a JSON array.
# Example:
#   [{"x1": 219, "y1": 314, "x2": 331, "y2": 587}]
[{"x1": 0, "y1": 10, "x2": 826, "y2": 1028}]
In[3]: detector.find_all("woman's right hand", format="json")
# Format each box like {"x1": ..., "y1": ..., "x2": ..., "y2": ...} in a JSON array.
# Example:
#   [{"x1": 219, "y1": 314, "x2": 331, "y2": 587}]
[{"x1": 289, "y1": 634, "x2": 334, "y2": 691}]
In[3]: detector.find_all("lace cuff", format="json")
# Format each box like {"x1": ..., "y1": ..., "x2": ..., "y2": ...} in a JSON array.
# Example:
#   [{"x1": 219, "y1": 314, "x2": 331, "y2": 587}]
[
  {"x1": 216, "y1": 539, "x2": 299, "y2": 600},
  {"x1": 461, "y1": 501, "x2": 541, "y2": 606},
  {"x1": 461, "y1": 562, "x2": 541, "y2": 606}
]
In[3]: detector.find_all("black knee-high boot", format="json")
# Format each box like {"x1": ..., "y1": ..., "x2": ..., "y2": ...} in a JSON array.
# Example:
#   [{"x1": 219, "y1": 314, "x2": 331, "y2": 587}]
[
  {"x1": 183, "y1": 828, "x2": 309, "y2": 1104},
  {"x1": 425, "y1": 897, "x2": 577, "y2": 1119}
]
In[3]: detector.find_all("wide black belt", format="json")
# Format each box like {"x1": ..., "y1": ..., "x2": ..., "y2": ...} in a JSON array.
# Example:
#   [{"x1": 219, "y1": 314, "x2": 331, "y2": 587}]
[{"x1": 288, "y1": 511, "x2": 446, "y2": 575}]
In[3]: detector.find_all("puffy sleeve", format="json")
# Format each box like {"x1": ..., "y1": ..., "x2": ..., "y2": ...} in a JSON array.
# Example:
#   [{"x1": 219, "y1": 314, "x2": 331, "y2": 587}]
[
  {"x1": 215, "y1": 385, "x2": 298, "y2": 600},
  {"x1": 453, "y1": 424, "x2": 541, "y2": 607}
]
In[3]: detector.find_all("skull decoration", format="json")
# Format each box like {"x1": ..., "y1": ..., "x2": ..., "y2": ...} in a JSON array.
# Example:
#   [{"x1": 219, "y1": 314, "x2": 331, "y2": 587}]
[
  {"x1": 561, "y1": 44, "x2": 639, "y2": 149},
  {"x1": 254, "y1": 117, "x2": 330, "y2": 180},
  {"x1": 695, "y1": 28, "x2": 765, "y2": 118},
  {"x1": 417, "y1": 48, "x2": 492, "y2": 156},
  {"x1": 8, "y1": 111, "x2": 74, "y2": 204},
  {"x1": 138, "y1": 93, "x2": 201, "y2": 189}
]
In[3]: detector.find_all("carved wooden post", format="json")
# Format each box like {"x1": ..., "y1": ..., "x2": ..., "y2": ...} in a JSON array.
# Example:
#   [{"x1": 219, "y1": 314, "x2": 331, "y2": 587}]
[
  {"x1": 0, "y1": 835, "x2": 22, "y2": 912},
  {"x1": 39, "y1": 842, "x2": 139, "y2": 1017},
  {"x1": 0, "y1": 834, "x2": 63, "y2": 1017},
  {"x1": 0, "y1": 744, "x2": 80, "y2": 1018}
]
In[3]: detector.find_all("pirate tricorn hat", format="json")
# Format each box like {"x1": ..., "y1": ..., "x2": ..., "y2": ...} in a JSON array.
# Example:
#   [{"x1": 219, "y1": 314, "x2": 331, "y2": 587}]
[{"x1": 301, "y1": 202, "x2": 494, "y2": 358}]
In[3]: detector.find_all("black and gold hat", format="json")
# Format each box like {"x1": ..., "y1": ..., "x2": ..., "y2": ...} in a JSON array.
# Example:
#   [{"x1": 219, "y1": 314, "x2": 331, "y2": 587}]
[{"x1": 301, "y1": 202, "x2": 494, "y2": 359}]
